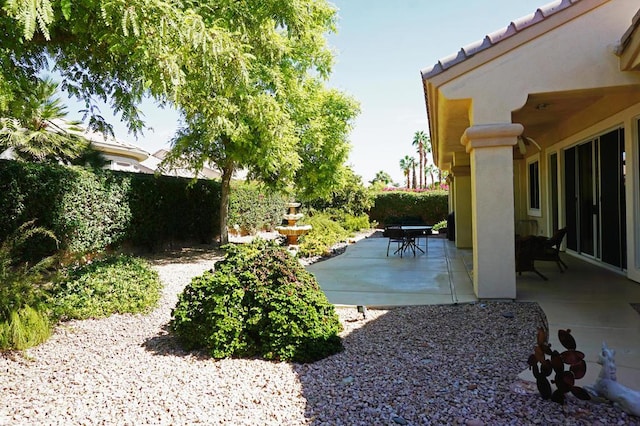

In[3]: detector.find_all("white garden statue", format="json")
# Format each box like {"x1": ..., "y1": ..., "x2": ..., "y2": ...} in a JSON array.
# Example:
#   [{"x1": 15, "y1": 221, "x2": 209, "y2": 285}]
[{"x1": 585, "y1": 342, "x2": 640, "y2": 417}]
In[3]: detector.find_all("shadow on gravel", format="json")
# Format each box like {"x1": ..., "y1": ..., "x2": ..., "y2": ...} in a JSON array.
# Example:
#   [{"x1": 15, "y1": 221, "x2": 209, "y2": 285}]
[
  {"x1": 289, "y1": 303, "x2": 591, "y2": 425},
  {"x1": 141, "y1": 245, "x2": 224, "y2": 266},
  {"x1": 141, "y1": 324, "x2": 211, "y2": 360}
]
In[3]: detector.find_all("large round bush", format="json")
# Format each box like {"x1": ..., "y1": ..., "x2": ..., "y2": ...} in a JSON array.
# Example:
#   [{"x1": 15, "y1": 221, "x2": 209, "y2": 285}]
[{"x1": 170, "y1": 240, "x2": 343, "y2": 362}]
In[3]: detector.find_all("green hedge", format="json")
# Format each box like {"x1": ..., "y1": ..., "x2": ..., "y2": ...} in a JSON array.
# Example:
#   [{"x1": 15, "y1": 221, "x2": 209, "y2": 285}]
[
  {"x1": 0, "y1": 160, "x2": 221, "y2": 254},
  {"x1": 228, "y1": 183, "x2": 286, "y2": 235},
  {"x1": 369, "y1": 190, "x2": 449, "y2": 227},
  {"x1": 125, "y1": 173, "x2": 220, "y2": 250}
]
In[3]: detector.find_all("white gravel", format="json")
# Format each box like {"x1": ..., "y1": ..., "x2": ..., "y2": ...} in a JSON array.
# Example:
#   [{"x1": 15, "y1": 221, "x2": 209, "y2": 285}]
[{"x1": 1, "y1": 245, "x2": 639, "y2": 425}]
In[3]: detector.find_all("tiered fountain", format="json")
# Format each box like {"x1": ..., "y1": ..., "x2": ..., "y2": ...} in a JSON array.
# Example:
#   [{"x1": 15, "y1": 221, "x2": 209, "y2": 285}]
[{"x1": 276, "y1": 202, "x2": 312, "y2": 246}]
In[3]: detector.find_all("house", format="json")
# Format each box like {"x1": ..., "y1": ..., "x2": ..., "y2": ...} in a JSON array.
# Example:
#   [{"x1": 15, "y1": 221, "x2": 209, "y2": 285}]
[
  {"x1": 139, "y1": 149, "x2": 222, "y2": 179},
  {"x1": 72, "y1": 124, "x2": 151, "y2": 173},
  {"x1": 60, "y1": 120, "x2": 222, "y2": 179},
  {"x1": 421, "y1": 0, "x2": 640, "y2": 298}
]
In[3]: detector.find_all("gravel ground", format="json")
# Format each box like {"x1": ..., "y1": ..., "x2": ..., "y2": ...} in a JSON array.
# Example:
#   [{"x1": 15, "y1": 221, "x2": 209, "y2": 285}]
[{"x1": 1, "y1": 243, "x2": 639, "y2": 425}]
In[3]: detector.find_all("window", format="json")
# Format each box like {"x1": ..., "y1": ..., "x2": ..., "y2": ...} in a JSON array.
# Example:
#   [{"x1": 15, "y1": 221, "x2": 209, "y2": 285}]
[{"x1": 528, "y1": 157, "x2": 541, "y2": 215}]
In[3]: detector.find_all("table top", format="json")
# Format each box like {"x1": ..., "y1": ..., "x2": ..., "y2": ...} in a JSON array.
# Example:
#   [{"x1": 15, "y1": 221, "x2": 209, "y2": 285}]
[{"x1": 399, "y1": 225, "x2": 433, "y2": 231}]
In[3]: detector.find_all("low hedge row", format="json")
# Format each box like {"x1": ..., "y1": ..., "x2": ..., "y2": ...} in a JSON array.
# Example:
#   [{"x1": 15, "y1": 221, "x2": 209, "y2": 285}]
[
  {"x1": 369, "y1": 190, "x2": 449, "y2": 227},
  {"x1": 0, "y1": 160, "x2": 221, "y2": 254}
]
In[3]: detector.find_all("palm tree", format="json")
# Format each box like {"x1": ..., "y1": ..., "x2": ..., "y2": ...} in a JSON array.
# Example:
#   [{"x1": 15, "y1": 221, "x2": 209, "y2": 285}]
[
  {"x1": 412, "y1": 130, "x2": 428, "y2": 188},
  {"x1": 399, "y1": 155, "x2": 412, "y2": 189},
  {"x1": 370, "y1": 170, "x2": 393, "y2": 186},
  {"x1": 425, "y1": 164, "x2": 436, "y2": 188},
  {"x1": 0, "y1": 77, "x2": 90, "y2": 163},
  {"x1": 409, "y1": 157, "x2": 417, "y2": 189}
]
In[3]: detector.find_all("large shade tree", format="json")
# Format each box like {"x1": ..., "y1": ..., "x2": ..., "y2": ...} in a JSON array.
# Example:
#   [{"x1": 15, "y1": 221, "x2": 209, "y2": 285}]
[{"x1": 2, "y1": 0, "x2": 358, "y2": 244}]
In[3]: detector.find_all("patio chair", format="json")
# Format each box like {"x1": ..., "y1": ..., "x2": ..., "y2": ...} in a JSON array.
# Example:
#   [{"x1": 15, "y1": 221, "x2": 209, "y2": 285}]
[
  {"x1": 383, "y1": 226, "x2": 406, "y2": 257},
  {"x1": 533, "y1": 228, "x2": 568, "y2": 272},
  {"x1": 516, "y1": 235, "x2": 548, "y2": 280}
]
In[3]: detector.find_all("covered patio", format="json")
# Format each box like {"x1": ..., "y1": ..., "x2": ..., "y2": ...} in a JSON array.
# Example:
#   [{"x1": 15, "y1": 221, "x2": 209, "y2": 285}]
[
  {"x1": 306, "y1": 233, "x2": 640, "y2": 389},
  {"x1": 421, "y1": 0, "x2": 640, "y2": 299}
]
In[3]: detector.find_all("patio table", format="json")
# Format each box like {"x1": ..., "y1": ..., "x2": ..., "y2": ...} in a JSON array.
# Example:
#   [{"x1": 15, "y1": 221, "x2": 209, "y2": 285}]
[{"x1": 385, "y1": 225, "x2": 433, "y2": 257}]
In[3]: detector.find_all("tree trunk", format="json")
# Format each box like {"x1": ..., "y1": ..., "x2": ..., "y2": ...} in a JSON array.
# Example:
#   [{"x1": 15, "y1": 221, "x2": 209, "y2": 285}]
[
  {"x1": 419, "y1": 146, "x2": 424, "y2": 189},
  {"x1": 219, "y1": 164, "x2": 233, "y2": 245}
]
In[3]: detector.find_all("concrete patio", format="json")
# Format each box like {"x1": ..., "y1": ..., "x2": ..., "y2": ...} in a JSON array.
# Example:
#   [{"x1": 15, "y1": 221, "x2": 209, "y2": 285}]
[{"x1": 306, "y1": 232, "x2": 640, "y2": 389}]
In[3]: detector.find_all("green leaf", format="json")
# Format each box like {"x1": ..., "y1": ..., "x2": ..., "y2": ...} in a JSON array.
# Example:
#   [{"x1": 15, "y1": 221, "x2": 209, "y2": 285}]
[{"x1": 61, "y1": 0, "x2": 72, "y2": 20}]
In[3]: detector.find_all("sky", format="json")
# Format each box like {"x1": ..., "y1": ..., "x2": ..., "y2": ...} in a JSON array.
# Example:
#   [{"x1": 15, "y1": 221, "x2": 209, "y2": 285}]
[{"x1": 64, "y1": 0, "x2": 545, "y2": 185}]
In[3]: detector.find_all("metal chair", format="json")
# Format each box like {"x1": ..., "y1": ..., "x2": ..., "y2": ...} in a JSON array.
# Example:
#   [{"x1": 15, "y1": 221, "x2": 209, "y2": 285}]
[{"x1": 383, "y1": 226, "x2": 406, "y2": 257}]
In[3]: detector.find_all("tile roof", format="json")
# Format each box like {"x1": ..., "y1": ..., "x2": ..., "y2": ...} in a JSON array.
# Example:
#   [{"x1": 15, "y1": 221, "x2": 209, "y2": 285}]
[
  {"x1": 616, "y1": 7, "x2": 640, "y2": 54},
  {"x1": 421, "y1": 0, "x2": 582, "y2": 79}
]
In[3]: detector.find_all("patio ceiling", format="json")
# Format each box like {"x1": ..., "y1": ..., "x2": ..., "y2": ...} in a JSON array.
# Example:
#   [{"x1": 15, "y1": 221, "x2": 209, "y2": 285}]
[
  {"x1": 513, "y1": 85, "x2": 640, "y2": 146},
  {"x1": 429, "y1": 83, "x2": 640, "y2": 169}
]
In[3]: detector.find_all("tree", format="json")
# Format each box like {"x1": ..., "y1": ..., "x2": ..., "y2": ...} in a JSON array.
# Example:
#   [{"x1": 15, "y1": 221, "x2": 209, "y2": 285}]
[
  {"x1": 425, "y1": 164, "x2": 436, "y2": 188},
  {"x1": 0, "y1": 76, "x2": 89, "y2": 163},
  {"x1": 409, "y1": 157, "x2": 417, "y2": 189},
  {"x1": 2, "y1": 0, "x2": 357, "y2": 245},
  {"x1": 412, "y1": 130, "x2": 428, "y2": 189},
  {"x1": 1, "y1": 1, "x2": 247, "y2": 137},
  {"x1": 424, "y1": 134, "x2": 433, "y2": 186},
  {"x1": 165, "y1": 2, "x2": 358, "y2": 244},
  {"x1": 370, "y1": 170, "x2": 393, "y2": 186},
  {"x1": 399, "y1": 155, "x2": 413, "y2": 189}
]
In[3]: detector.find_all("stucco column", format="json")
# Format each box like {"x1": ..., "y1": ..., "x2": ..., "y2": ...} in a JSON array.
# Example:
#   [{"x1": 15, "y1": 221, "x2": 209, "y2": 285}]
[
  {"x1": 451, "y1": 166, "x2": 472, "y2": 249},
  {"x1": 461, "y1": 123, "x2": 522, "y2": 299}
]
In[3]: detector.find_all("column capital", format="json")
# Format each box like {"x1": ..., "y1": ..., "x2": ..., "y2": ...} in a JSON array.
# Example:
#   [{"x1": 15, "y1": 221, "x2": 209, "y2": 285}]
[
  {"x1": 461, "y1": 123, "x2": 523, "y2": 153},
  {"x1": 451, "y1": 165, "x2": 471, "y2": 177}
]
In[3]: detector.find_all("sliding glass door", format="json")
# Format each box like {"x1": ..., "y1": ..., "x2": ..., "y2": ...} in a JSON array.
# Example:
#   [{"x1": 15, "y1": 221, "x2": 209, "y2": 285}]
[{"x1": 564, "y1": 128, "x2": 626, "y2": 269}]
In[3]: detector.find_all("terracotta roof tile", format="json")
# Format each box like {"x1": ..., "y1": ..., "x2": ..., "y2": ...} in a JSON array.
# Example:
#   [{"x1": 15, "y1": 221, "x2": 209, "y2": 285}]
[{"x1": 421, "y1": 0, "x2": 581, "y2": 79}]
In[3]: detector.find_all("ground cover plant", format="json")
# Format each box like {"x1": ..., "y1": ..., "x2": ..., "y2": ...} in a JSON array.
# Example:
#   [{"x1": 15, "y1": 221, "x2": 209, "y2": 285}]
[
  {"x1": 50, "y1": 255, "x2": 161, "y2": 321},
  {"x1": 171, "y1": 240, "x2": 343, "y2": 362}
]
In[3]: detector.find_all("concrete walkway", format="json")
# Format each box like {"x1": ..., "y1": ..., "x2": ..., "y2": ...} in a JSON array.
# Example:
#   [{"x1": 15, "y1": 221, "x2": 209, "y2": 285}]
[{"x1": 306, "y1": 232, "x2": 640, "y2": 389}]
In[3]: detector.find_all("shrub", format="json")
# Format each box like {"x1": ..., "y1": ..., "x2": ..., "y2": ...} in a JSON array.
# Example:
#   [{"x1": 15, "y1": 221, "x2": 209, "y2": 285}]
[
  {"x1": 171, "y1": 240, "x2": 343, "y2": 362},
  {"x1": 0, "y1": 306, "x2": 51, "y2": 351},
  {"x1": 300, "y1": 167, "x2": 374, "y2": 217},
  {"x1": 228, "y1": 183, "x2": 287, "y2": 235},
  {"x1": 340, "y1": 214, "x2": 371, "y2": 232},
  {"x1": 297, "y1": 213, "x2": 352, "y2": 258},
  {"x1": 50, "y1": 254, "x2": 161, "y2": 320},
  {"x1": 369, "y1": 190, "x2": 448, "y2": 227},
  {"x1": 0, "y1": 222, "x2": 57, "y2": 351}
]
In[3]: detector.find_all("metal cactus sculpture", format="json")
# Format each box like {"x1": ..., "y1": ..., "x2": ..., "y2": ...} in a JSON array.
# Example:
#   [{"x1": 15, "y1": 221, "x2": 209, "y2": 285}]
[{"x1": 527, "y1": 328, "x2": 591, "y2": 404}]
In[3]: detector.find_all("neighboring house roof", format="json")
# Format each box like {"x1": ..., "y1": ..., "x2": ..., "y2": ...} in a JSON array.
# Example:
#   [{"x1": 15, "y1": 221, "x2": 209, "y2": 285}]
[
  {"x1": 53, "y1": 119, "x2": 149, "y2": 162},
  {"x1": 420, "y1": 0, "x2": 583, "y2": 80},
  {"x1": 140, "y1": 149, "x2": 222, "y2": 179}
]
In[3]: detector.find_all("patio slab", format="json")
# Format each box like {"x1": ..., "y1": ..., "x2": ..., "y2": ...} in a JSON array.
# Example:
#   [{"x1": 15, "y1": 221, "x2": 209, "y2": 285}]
[{"x1": 306, "y1": 234, "x2": 473, "y2": 306}]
